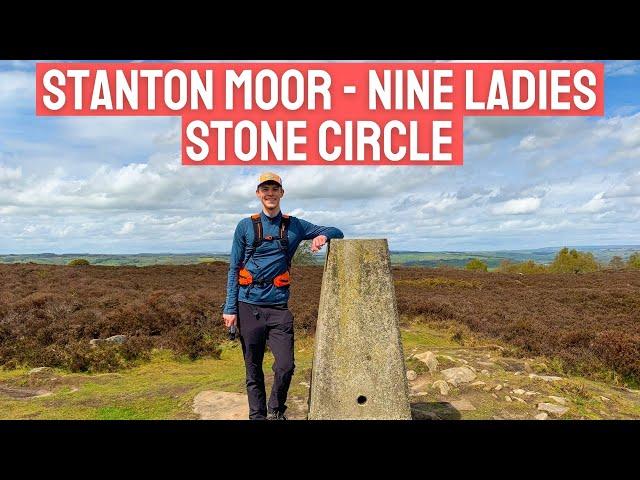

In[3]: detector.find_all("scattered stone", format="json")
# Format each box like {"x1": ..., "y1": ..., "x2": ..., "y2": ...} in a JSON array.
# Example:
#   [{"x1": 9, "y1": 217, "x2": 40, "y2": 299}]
[
  {"x1": 439, "y1": 355, "x2": 458, "y2": 363},
  {"x1": 432, "y1": 380, "x2": 452, "y2": 397},
  {"x1": 483, "y1": 386, "x2": 492, "y2": 392},
  {"x1": 513, "y1": 396, "x2": 526, "y2": 403},
  {"x1": 600, "y1": 396, "x2": 610, "y2": 402},
  {"x1": 441, "y1": 367, "x2": 477, "y2": 386},
  {"x1": 548, "y1": 395, "x2": 567, "y2": 405},
  {"x1": 193, "y1": 391, "x2": 249, "y2": 420},
  {"x1": 524, "y1": 391, "x2": 540, "y2": 396},
  {"x1": 410, "y1": 377, "x2": 432, "y2": 393},
  {"x1": 406, "y1": 370, "x2": 417, "y2": 381},
  {"x1": 411, "y1": 391, "x2": 429, "y2": 397},
  {"x1": 491, "y1": 393, "x2": 498, "y2": 399},
  {"x1": 470, "y1": 381, "x2": 486, "y2": 387},
  {"x1": 466, "y1": 365, "x2": 476, "y2": 372},
  {"x1": 537, "y1": 402, "x2": 569, "y2": 417},
  {"x1": 414, "y1": 351, "x2": 439, "y2": 373},
  {"x1": 529, "y1": 373, "x2": 563, "y2": 382},
  {"x1": 476, "y1": 361, "x2": 496, "y2": 367},
  {"x1": 451, "y1": 399, "x2": 476, "y2": 411},
  {"x1": 512, "y1": 389, "x2": 526, "y2": 395},
  {"x1": 106, "y1": 335, "x2": 127, "y2": 344},
  {"x1": 534, "y1": 412, "x2": 548, "y2": 420},
  {"x1": 432, "y1": 380, "x2": 451, "y2": 396},
  {"x1": 494, "y1": 384, "x2": 503, "y2": 391},
  {"x1": 459, "y1": 359, "x2": 469, "y2": 365},
  {"x1": 90, "y1": 334, "x2": 127, "y2": 347},
  {"x1": 481, "y1": 369, "x2": 490, "y2": 375},
  {"x1": 28, "y1": 367, "x2": 54, "y2": 376},
  {"x1": 513, "y1": 371, "x2": 522, "y2": 376},
  {"x1": 504, "y1": 395, "x2": 512, "y2": 402}
]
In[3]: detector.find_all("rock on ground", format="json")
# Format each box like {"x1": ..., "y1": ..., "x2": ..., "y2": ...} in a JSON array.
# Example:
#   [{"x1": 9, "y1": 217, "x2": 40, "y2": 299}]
[
  {"x1": 535, "y1": 412, "x2": 548, "y2": 420},
  {"x1": 28, "y1": 367, "x2": 54, "y2": 376},
  {"x1": 432, "y1": 380, "x2": 451, "y2": 396},
  {"x1": 90, "y1": 335, "x2": 127, "y2": 347},
  {"x1": 406, "y1": 370, "x2": 417, "y2": 381},
  {"x1": 529, "y1": 373, "x2": 563, "y2": 382},
  {"x1": 414, "y1": 351, "x2": 438, "y2": 373},
  {"x1": 537, "y1": 402, "x2": 569, "y2": 417},
  {"x1": 548, "y1": 395, "x2": 567, "y2": 405},
  {"x1": 193, "y1": 391, "x2": 249, "y2": 420},
  {"x1": 441, "y1": 367, "x2": 476, "y2": 386},
  {"x1": 450, "y1": 399, "x2": 476, "y2": 411}
]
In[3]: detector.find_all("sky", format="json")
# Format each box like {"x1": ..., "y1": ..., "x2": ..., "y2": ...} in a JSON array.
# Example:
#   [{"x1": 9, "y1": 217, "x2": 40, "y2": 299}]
[{"x1": 1, "y1": 60, "x2": 639, "y2": 254}]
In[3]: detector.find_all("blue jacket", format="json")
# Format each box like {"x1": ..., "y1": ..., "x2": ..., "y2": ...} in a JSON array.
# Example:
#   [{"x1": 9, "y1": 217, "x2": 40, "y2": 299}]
[{"x1": 223, "y1": 211, "x2": 344, "y2": 314}]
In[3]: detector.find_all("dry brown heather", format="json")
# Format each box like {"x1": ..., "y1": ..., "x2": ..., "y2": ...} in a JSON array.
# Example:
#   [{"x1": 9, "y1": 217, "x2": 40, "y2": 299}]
[{"x1": 1, "y1": 263, "x2": 639, "y2": 382}]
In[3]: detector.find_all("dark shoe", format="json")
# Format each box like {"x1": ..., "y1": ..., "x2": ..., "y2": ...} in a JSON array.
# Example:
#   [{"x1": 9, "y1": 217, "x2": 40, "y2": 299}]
[{"x1": 267, "y1": 411, "x2": 287, "y2": 420}]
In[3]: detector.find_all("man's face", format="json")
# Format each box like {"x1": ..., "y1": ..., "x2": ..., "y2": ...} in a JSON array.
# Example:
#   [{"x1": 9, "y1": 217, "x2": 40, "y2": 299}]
[{"x1": 256, "y1": 182, "x2": 284, "y2": 210}]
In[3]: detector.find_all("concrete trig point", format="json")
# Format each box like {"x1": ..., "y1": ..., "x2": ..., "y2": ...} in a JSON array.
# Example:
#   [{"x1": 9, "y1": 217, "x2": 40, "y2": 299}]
[{"x1": 307, "y1": 239, "x2": 412, "y2": 419}]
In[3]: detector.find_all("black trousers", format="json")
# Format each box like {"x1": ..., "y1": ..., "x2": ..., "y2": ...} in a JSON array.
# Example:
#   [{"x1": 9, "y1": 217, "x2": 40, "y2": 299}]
[{"x1": 237, "y1": 301, "x2": 295, "y2": 420}]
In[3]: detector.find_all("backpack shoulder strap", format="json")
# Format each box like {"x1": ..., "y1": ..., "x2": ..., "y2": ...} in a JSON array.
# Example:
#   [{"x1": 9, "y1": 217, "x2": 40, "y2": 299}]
[
  {"x1": 280, "y1": 214, "x2": 292, "y2": 267},
  {"x1": 279, "y1": 214, "x2": 291, "y2": 248},
  {"x1": 250, "y1": 213, "x2": 263, "y2": 248}
]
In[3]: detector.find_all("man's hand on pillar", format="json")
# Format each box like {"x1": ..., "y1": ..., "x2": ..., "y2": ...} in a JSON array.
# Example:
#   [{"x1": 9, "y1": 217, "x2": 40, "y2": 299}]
[{"x1": 310, "y1": 235, "x2": 328, "y2": 253}]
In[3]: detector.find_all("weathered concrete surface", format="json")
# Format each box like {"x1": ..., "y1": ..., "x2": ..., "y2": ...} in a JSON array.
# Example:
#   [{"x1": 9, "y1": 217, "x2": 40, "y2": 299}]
[{"x1": 307, "y1": 239, "x2": 412, "y2": 419}]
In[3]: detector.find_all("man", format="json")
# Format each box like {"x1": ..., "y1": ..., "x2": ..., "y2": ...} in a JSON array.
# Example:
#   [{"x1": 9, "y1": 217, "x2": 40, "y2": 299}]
[{"x1": 222, "y1": 172, "x2": 344, "y2": 420}]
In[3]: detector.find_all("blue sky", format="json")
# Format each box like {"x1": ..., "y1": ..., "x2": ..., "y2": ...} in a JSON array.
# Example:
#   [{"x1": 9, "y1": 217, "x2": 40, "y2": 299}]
[{"x1": 0, "y1": 60, "x2": 639, "y2": 254}]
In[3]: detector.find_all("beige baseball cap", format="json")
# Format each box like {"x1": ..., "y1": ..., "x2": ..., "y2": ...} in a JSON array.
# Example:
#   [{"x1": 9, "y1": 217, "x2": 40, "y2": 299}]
[{"x1": 257, "y1": 172, "x2": 282, "y2": 188}]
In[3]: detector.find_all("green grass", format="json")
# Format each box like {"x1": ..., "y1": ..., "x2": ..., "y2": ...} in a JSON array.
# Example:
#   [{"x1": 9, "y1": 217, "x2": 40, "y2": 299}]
[
  {"x1": 0, "y1": 336, "x2": 317, "y2": 420},
  {"x1": 2, "y1": 323, "x2": 639, "y2": 420}
]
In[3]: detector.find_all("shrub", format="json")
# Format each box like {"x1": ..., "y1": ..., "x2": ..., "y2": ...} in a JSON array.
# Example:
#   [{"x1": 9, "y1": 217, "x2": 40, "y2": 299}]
[
  {"x1": 628, "y1": 252, "x2": 640, "y2": 269},
  {"x1": 498, "y1": 259, "x2": 547, "y2": 274},
  {"x1": 465, "y1": 258, "x2": 488, "y2": 272},
  {"x1": 68, "y1": 258, "x2": 90, "y2": 266},
  {"x1": 591, "y1": 331, "x2": 640, "y2": 380},
  {"x1": 609, "y1": 256, "x2": 625, "y2": 270},
  {"x1": 549, "y1": 247, "x2": 599, "y2": 274}
]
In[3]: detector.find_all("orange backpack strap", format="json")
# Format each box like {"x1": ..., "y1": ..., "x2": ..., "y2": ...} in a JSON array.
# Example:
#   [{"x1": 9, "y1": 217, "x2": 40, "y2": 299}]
[{"x1": 250, "y1": 213, "x2": 263, "y2": 248}]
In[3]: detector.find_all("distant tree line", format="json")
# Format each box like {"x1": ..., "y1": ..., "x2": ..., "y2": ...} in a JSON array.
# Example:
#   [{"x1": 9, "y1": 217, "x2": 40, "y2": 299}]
[{"x1": 464, "y1": 248, "x2": 640, "y2": 274}]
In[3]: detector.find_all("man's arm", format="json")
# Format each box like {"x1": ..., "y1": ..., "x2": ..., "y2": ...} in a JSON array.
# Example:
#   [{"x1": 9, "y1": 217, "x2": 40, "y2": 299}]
[
  {"x1": 298, "y1": 218, "x2": 344, "y2": 241},
  {"x1": 223, "y1": 221, "x2": 247, "y2": 315}
]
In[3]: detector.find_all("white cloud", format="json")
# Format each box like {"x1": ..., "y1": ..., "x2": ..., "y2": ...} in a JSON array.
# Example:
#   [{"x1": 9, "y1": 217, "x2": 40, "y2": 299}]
[
  {"x1": 606, "y1": 61, "x2": 640, "y2": 77},
  {"x1": 491, "y1": 197, "x2": 541, "y2": 215},
  {"x1": 571, "y1": 192, "x2": 609, "y2": 213},
  {"x1": 0, "y1": 71, "x2": 33, "y2": 104},
  {"x1": 0, "y1": 164, "x2": 21, "y2": 183},
  {"x1": 117, "y1": 222, "x2": 135, "y2": 235}
]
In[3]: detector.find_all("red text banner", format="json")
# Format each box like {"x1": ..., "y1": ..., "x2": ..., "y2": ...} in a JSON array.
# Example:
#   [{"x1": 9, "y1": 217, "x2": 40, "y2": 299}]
[{"x1": 36, "y1": 63, "x2": 604, "y2": 166}]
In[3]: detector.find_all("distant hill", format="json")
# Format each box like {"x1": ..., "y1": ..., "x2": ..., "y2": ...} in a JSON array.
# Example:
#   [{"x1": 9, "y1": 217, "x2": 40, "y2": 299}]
[
  {"x1": 1, "y1": 245, "x2": 638, "y2": 268},
  {"x1": 0, "y1": 253, "x2": 230, "y2": 267}
]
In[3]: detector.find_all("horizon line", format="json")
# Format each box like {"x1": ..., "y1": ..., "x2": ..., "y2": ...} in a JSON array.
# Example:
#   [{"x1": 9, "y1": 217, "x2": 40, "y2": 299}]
[{"x1": 2, "y1": 243, "x2": 640, "y2": 256}]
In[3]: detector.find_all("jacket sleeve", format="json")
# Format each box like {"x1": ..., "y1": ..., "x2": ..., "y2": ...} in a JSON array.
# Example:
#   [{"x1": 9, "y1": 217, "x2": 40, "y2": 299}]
[
  {"x1": 297, "y1": 218, "x2": 344, "y2": 241},
  {"x1": 223, "y1": 221, "x2": 247, "y2": 315}
]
